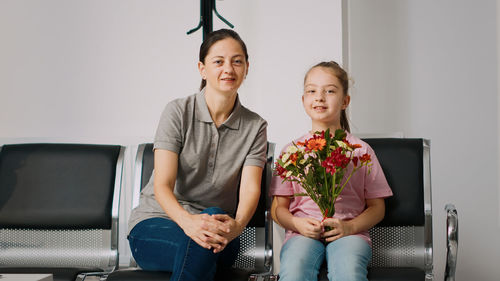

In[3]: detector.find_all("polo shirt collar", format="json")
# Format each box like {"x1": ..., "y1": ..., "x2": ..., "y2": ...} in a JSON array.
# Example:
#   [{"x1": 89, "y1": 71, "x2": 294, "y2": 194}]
[{"x1": 195, "y1": 89, "x2": 241, "y2": 130}]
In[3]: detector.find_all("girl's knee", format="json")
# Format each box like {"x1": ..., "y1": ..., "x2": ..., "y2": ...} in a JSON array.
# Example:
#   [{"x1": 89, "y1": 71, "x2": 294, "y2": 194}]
[
  {"x1": 326, "y1": 236, "x2": 371, "y2": 281},
  {"x1": 279, "y1": 236, "x2": 324, "y2": 281},
  {"x1": 280, "y1": 261, "x2": 318, "y2": 281}
]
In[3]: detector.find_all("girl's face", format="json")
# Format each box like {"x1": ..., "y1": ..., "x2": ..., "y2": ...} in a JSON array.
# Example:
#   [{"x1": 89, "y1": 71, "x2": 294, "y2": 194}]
[
  {"x1": 198, "y1": 38, "x2": 249, "y2": 95},
  {"x1": 302, "y1": 67, "x2": 350, "y2": 129}
]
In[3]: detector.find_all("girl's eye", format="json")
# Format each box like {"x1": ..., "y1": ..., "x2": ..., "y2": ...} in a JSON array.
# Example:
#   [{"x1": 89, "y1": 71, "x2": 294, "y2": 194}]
[
  {"x1": 326, "y1": 90, "x2": 336, "y2": 94},
  {"x1": 306, "y1": 90, "x2": 315, "y2": 94}
]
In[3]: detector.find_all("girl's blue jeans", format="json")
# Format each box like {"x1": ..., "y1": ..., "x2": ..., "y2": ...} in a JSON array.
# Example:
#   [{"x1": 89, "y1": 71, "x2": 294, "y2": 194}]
[
  {"x1": 279, "y1": 235, "x2": 371, "y2": 281},
  {"x1": 128, "y1": 207, "x2": 239, "y2": 281}
]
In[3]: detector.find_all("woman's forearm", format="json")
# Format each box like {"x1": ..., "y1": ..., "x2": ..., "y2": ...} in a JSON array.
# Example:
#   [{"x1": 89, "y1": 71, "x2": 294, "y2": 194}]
[
  {"x1": 234, "y1": 166, "x2": 263, "y2": 230},
  {"x1": 154, "y1": 182, "x2": 191, "y2": 226}
]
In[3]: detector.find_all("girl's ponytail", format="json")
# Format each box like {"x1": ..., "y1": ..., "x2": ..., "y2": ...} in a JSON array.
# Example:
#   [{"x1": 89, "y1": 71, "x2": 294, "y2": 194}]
[{"x1": 340, "y1": 109, "x2": 350, "y2": 133}]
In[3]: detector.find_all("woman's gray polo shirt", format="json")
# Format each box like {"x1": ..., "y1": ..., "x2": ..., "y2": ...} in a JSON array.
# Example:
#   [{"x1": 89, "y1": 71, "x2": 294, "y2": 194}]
[{"x1": 128, "y1": 91, "x2": 268, "y2": 233}]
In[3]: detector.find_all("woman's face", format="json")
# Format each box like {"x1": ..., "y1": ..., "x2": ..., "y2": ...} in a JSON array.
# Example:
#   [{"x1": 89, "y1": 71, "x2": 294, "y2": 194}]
[
  {"x1": 302, "y1": 67, "x2": 350, "y2": 128},
  {"x1": 198, "y1": 38, "x2": 249, "y2": 95}
]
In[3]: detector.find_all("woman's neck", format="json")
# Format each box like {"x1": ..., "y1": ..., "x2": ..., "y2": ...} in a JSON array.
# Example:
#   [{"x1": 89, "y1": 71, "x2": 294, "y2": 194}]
[{"x1": 204, "y1": 87, "x2": 237, "y2": 127}]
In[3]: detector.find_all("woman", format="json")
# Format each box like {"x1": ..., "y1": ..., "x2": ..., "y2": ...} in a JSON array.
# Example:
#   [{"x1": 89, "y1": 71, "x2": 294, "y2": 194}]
[{"x1": 128, "y1": 29, "x2": 268, "y2": 281}]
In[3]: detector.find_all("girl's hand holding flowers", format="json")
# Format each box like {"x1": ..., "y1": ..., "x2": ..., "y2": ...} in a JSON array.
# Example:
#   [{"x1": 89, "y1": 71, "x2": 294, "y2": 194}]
[
  {"x1": 293, "y1": 217, "x2": 323, "y2": 240},
  {"x1": 274, "y1": 129, "x2": 372, "y2": 223},
  {"x1": 321, "y1": 218, "x2": 353, "y2": 242}
]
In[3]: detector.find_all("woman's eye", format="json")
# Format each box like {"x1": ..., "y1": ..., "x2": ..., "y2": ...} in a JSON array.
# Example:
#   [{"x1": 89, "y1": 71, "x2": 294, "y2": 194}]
[
  {"x1": 233, "y1": 59, "x2": 243, "y2": 64},
  {"x1": 214, "y1": 60, "x2": 223, "y2": 65}
]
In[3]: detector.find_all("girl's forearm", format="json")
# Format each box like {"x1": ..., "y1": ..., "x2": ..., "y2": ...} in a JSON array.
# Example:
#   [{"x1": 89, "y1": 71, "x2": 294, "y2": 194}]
[
  {"x1": 345, "y1": 198, "x2": 385, "y2": 235},
  {"x1": 274, "y1": 204, "x2": 300, "y2": 233}
]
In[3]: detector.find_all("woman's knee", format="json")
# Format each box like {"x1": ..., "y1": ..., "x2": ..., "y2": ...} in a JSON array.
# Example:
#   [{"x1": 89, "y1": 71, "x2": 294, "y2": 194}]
[{"x1": 201, "y1": 206, "x2": 225, "y2": 215}]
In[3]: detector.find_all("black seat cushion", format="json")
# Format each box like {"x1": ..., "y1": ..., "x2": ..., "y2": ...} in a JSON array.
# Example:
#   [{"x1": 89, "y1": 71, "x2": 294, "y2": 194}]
[
  {"x1": 0, "y1": 143, "x2": 121, "y2": 229},
  {"x1": 0, "y1": 267, "x2": 103, "y2": 281},
  {"x1": 317, "y1": 266, "x2": 426, "y2": 281},
  {"x1": 363, "y1": 139, "x2": 425, "y2": 227},
  {"x1": 367, "y1": 267, "x2": 426, "y2": 281},
  {"x1": 107, "y1": 267, "x2": 256, "y2": 281},
  {"x1": 106, "y1": 270, "x2": 172, "y2": 281}
]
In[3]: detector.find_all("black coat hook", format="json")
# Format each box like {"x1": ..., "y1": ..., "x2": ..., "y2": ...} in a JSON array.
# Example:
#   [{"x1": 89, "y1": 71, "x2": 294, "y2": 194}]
[{"x1": 187, "y1": 0, "x2": 234, "y2": 40}]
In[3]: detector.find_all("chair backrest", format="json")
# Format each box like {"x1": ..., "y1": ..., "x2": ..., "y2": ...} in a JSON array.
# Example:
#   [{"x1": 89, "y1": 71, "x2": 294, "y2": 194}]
[
  {"x1": 363, "y1": 138, "x2": 432, "y2": 275},
  {"x1": 134, "y1": 142, "x2": 275, "y2": 273},
  {"x1": 0, "y1": 143, "x2": 124, "y2": 271}
]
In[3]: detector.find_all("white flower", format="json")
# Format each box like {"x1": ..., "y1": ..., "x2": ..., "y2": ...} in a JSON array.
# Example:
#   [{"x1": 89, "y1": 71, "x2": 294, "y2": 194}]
[
  {"x1": 281, "y1": 153, "x2": 290, "y2": 162},
  {"x1": 304, "y1": 163, "x2": 312, "y2": 174},
  {"x1": 286, "y1": 145, "x2": 298, "y2": 154},
  {"x1": 335, "y1": 140, "x2": 348, "y2": 149}
]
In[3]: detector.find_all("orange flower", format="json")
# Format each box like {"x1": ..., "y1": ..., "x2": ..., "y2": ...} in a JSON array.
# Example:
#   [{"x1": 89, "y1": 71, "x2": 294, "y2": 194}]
[
  {"x1": 306, "y1": 138, "x2": 326, "y2": 151},
  {"x1": 350, "y1": 143, "x2": 362, "y2": 149},
  {"x1": 289, "y1": 153, "x2": 298, "y2": 165}
]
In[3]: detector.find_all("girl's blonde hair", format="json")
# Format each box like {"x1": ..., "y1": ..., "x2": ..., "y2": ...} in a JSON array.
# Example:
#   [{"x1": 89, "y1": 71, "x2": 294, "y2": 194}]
[{"x1": 304, "y1": 61, "x2": 350, "y2": 132}]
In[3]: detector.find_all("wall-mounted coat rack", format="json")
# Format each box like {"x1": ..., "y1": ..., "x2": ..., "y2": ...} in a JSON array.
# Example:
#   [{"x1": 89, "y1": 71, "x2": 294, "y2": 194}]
[{"x1": 187, "y1": 0, "x2": 234, "y2": 40}]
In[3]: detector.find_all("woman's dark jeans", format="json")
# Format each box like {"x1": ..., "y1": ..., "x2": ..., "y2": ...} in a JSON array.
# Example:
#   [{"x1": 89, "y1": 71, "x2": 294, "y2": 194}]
[{"x1": 128, "y1": 207, "x2": 239, "y2": 281}]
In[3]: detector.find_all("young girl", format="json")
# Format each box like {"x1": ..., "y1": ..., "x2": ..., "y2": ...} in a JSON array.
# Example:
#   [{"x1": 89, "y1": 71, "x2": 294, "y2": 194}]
[
  {"x1": 270, "y1": 61, "x2": 392, "y2": 281},
  {"x1": 128, "y1": 29, "x2": 267, "y2": 281}
]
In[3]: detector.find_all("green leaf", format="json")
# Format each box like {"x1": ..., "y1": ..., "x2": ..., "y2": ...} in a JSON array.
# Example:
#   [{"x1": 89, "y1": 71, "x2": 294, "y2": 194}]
[
  {"x1": 294, "y1": 193, "x2": 308, "y2": 197},
  {"x1": 334, "y1": 129, "x2": 346, "y2": 140}
]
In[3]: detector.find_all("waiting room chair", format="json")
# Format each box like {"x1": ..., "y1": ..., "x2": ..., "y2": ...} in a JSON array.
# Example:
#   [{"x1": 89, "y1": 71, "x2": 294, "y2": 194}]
[
  {"x1": 312, "y1": 138, "x2": 458, "y2": 281},
  {"x1": 106, "y1": 142, "x2": 276, "y2": 281},
  {"x1": 0, "y1": 143, "x2": 125, "y2": 281}
]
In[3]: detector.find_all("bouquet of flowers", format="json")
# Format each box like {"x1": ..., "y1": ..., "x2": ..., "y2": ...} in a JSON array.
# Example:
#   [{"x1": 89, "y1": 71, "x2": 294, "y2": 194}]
[{"x1": 274, "y1": 129, "x2": 372, "y2": 220}]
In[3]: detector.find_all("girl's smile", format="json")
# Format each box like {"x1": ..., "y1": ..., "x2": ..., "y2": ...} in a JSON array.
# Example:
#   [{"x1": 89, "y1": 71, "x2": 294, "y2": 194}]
[{"x1": 302, "y1": 67, "x2": 350, "y2": 131}]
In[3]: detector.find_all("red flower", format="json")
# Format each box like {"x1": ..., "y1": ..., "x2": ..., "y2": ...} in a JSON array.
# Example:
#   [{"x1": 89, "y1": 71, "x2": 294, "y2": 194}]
[
  {"x1": 320, "y1": 130, "x2": 332, "y2": 139},
  {"x1": 275, "y1": 161, "x2": 287, "y2": 178},
  {"x1": 331, "y1": 147, "x2": 350, "y2": 168},
  {"x1": 352, "y1": 156, "x2": 359, "y2": 167},
  {"x1": 321, "y1": 156, "x2": 336, "y2": 175},
  {"x1": 360, "y1": 153, "x2": 371, "y2": 163}
]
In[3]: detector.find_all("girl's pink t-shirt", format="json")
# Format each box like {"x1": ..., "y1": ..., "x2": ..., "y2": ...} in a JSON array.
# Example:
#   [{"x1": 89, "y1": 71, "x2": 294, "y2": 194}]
[{"x1": 270, "y1": 132, "x2": 393, "y2": 246}]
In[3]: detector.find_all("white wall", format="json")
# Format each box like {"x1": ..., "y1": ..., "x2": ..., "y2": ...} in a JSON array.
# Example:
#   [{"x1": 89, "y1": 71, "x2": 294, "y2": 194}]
[
  {"x1": 347, "y1": 1, "x2": 499, "y2": 280},
  {"x1": 0, "y1": 0, "x2": 343, "y2": 268},
  {"x1": 498, "y1": 0, "x2": 500, "y2": 227}
]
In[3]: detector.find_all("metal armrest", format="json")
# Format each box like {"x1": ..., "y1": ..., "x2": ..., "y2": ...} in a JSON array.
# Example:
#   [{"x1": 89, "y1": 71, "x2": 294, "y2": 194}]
[
  {"x1": 444, "y1": 204, "x2": 458, "y2": 281},
  {"x1": 264, "y1": 210, "x2": 274, "y2": 272}
]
